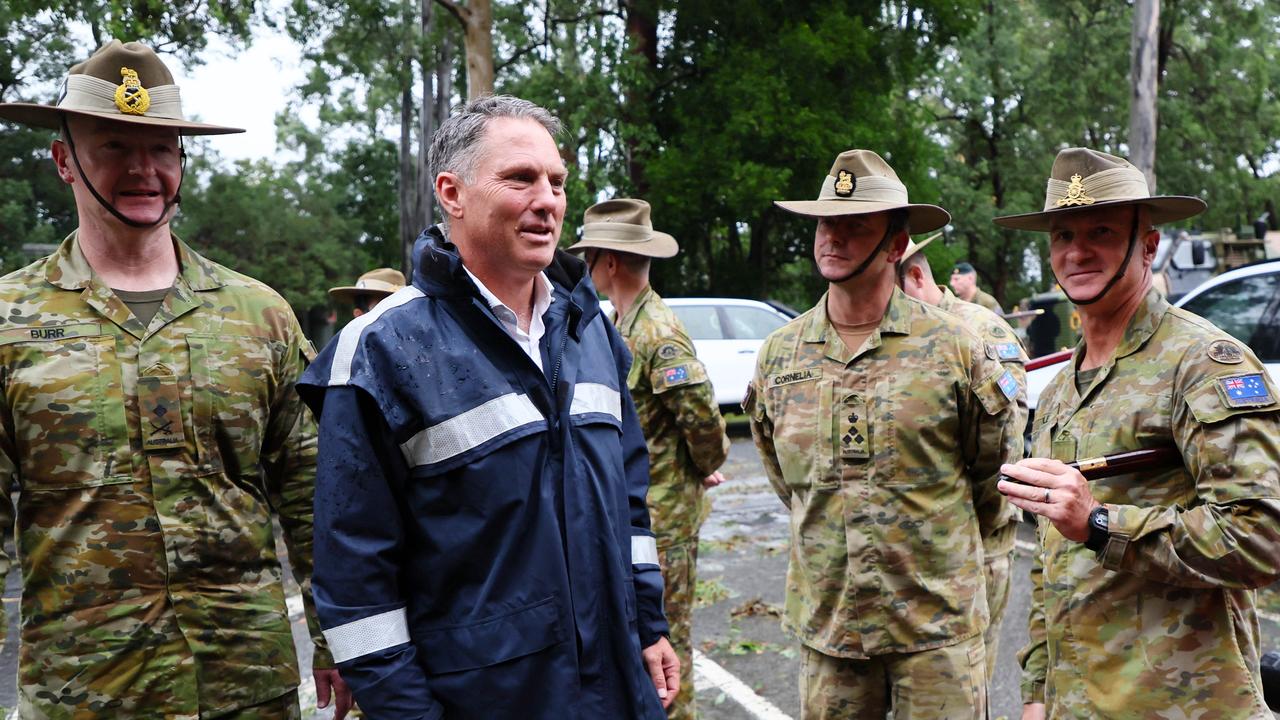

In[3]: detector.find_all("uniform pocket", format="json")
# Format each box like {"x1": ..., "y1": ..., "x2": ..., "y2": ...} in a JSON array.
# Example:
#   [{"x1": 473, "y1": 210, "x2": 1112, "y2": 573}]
[
  {"x1": 6, "y1": 334, "x2": 132, "y2": 489},
  {"x1": 417, "y1": 596, "x2": 567, "y2": 674},
  {"x1": 187, "y1": 334, "x2": 273, "y2": 473}
]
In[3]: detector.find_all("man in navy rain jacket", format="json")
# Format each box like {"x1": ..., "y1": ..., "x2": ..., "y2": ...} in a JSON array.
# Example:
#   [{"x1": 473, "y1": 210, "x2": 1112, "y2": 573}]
[{"x1": 297, "y1": 95, "x2": 677, "y2": 719}]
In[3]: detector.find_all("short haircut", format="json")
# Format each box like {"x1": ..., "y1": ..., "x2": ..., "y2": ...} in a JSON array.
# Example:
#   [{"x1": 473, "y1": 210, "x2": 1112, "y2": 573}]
[
  {"x1": 610, "y1": 250, "x2": 651, "y2": 275},
  {"x1": 428, "y1": 95, "x2": 562, "y2": 184}
]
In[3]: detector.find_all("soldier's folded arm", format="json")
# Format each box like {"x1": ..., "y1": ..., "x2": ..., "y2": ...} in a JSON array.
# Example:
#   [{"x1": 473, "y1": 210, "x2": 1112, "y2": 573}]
[
  {"x1": 303, "y1": 383, "x2": 441, "y2": 719},
  {"x1": 260, "y1": 326, "x2": 334, "y2": 669},
  {"x1": 1096, "y1": 366, "x2": 1280, "y2": 589}
]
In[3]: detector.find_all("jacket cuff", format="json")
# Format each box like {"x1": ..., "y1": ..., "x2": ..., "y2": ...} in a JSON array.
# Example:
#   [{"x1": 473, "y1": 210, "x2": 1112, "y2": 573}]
[{"x1": 311, "y1": 642, "x2": 335, "y2": 670}]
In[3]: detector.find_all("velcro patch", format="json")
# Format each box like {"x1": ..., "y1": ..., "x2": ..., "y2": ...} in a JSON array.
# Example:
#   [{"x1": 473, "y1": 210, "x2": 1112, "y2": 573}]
[
  {"x1": 1217, "y1": 373, "x2": 1274, "y2": 408},
  {"x1": 994, "y1": 342, "x2": 1022, "y2": 361},
  {"x1": 664, "y1": 366, "x2": 689, "y2": 384},
  {"x1": 998, "y1": 370, "x2": 1020, "y2": 400},
  {"x1": 657, "y1": 344, "x2": 680, "y2": 360},
  {"x1": 768, "y1": 368, "x2": 822, "y2": 387},
  {"x1": 0, "y1": 322, "x2": 103, "y2": 346},
  {"x1": 1207, "y1": 339, "x2": 1244, "y2": 364}
]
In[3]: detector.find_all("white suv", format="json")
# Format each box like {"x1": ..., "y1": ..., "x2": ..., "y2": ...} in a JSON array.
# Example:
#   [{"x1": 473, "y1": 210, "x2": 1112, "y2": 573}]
[{"x1": 599, "y1": 297, "x2": 795, "y2": 410}]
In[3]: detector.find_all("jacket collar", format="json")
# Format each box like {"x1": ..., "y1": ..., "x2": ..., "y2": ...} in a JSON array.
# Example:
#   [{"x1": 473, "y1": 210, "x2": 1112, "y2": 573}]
[{"x1": 412, "y1": 225, "x2": 601, "y2": 337}]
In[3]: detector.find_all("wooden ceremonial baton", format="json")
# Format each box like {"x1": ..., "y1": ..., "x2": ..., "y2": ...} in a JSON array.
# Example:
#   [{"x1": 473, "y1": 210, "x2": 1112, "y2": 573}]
[{"x1": 1001, "y1": 445, "x2": 1182, "y2": 484}]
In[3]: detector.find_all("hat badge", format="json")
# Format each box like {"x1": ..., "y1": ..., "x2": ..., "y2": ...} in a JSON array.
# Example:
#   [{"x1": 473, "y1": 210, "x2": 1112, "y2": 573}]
[
  {"x1": 834, "y1": 170, "x2": 856, "y2": 198},
  {"x1": 1055, "y1": 174, "x2": 1095, "y2": 207},
  {"x1": 114, "y1": 67, "x2": 151, "y2": 115}
]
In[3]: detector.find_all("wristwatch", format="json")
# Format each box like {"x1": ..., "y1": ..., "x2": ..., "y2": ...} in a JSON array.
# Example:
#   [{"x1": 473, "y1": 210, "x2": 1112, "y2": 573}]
[{"x1": 1084, "y1": 505, "x2": 1110, "y2": 553}]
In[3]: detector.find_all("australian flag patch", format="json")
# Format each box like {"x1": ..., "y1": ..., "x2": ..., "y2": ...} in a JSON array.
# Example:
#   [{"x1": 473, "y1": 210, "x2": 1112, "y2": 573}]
[
  {"x1": 1219, "y1": 373, "x2": 1274, "y2": 407},
  {"x1": 997, "y1": 369, "x2": 1020, "y2": 400},
  {"x1": 664, "y1": 366, "x2": 689, "y2": 384},
  {"x1": 995, "y1": 342, "x2": 1022, "y2": 360}
]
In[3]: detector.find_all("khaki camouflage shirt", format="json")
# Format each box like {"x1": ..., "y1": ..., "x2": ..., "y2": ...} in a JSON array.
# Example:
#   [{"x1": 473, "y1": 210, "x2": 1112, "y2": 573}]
[
  {"x1": 1019, "y1": 287, "x2": 1280, "y2": 718},
  {"x1": 747, "y1": 288, "x2": 1022, "y2": 657},
  {"x1": 939, "y1": 286, "x2": 1028, "y2": 557},
  {"x1": 615, "y1": 286, "x2": 729, "y2": 547},
  {"x1": 0, "y1": 233, "x2": 330, "y2": 719},
  {"x1": 971, "y1": 288, "x2": 1003, "y2": 315}
]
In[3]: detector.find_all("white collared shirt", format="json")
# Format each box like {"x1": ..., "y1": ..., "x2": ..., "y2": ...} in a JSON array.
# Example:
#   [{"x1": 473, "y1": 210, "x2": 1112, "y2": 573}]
[{"x1": 463, "y1": 266, "x2": 554, "y2": 371}]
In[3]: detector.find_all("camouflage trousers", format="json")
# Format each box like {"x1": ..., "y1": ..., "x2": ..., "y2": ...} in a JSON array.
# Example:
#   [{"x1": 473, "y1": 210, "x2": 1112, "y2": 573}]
[
  {"x1": 660, "y1": 540, "x2": 698, "y2": 720},
  {"x1": 210, "y1": 690, "x2": 301, "y2": 719},
  {"x1": 982, "y1": 549, "x2": 1012, "y2": 684},
  {"x1": 799, "y1": 634, "x2": 988, "y2": 720}
]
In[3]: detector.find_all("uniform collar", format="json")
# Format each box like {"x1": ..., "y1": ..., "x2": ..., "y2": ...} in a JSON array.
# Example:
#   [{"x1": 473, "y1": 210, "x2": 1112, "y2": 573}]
[
  {"x1": 43, "y1": 230, "x2": 226, "y2": 292},
  {"x1": 937, "y1": 285, "x2": 962, "y2": 313},
  {"x1": 802, "y1": 286, "x2": 913, "y2": 362},
  {"x1": 615, "y1": 284, "x2": 655, "y2": 335},
  {"x1": 1065, "y1": 285, "x2": 1168, "y2": 405}
]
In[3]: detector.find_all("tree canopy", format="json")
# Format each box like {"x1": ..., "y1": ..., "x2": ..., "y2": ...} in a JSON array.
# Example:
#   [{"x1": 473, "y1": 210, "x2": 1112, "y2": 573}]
[{"x1": 3, "y1": 0, "x2": 1279, "y2": 339}]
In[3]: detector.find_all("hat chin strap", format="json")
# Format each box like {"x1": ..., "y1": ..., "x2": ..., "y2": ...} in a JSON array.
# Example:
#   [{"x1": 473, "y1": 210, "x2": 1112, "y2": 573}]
[
  {"x1": 825, "y1": 222, "x2": 899, "y2": 284},
  {"x1": 60, "y1": 117, "x2": 185, "y2": 230},
  {"x1": 1058, "y1": 208, "x2": 1141, "y2": 306}
]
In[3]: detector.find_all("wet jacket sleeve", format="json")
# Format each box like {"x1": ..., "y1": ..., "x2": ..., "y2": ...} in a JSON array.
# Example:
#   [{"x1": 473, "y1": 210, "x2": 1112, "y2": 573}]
[
  {"x1": 259, "y1": 325, "x2": 332, "y2": 668},
  {"x1": 309, "y1": 384, "x2": 442, "y2": 720},
  {"x1": 611, "y1": 323, "x2": 669, "y2": 648},
  {"x1": 1099, "y1": 363, "x2": 1280, "y2": 589}
]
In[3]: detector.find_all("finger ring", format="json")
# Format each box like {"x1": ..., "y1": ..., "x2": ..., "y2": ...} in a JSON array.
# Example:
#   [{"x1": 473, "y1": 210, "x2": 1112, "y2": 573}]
[{"x1": 1044, "y1": 489, "x2": 1051, "y2": 503}]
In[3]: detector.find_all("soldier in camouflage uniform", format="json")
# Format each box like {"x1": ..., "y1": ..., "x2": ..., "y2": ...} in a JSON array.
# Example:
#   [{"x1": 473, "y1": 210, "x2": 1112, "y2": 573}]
[
  {"x1": 747, "y1": 150, "x2": 1023, "y2": 719},
  {"x1": 0, "y1": 41, "x2": 349, "y2": 719},
  {"x1": 898, "y1": 234, "x2": 1028, "y2": 684},
  {"x1": 994, "y1": 148, "x2": 1280, "y2": 719},
  {"x1": 950, "y1": 262, "x2": 1005, "y2": 315},
  {"x1": 569, "y1": 198, "x2": 731, "y2": 720}
]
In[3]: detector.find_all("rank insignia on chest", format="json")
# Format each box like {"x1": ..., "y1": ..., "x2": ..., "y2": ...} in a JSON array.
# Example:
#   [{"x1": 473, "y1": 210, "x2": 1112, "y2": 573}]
[
  {"x1": 998, "y1": 369, "x2": 1020, "y2": 400},
  {"x1": 137, "y1": 375, "x2": 186, "y2": 451},
  {"x1": 1218, "y1": 373, "x2": 1274, "y2": 407},
  {"x1": 664, "y1": 366, "x2": 689, "y2": 384}
]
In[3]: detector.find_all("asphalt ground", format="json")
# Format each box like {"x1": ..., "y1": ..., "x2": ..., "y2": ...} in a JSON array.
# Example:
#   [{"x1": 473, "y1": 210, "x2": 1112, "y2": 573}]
[{"x1": 0, "y1": 431, "x2": 1276, "y2": 719}]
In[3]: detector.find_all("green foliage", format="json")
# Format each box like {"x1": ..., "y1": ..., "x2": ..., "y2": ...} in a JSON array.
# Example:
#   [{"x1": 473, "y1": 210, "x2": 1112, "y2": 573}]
[{"x1": 173, "y1": 158, "x2": 374, "y2": 313}]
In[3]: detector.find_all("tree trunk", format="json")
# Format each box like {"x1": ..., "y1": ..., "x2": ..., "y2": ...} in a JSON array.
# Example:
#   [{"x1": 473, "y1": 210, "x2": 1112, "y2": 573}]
[
  {"x1": 435, "y1": 0, "x2": 493, "y2": 100},
  {"x1": 622, "y1": 0, "x2": 659, "y2": 195},
  {"x1": 416, "y1": 0, "x2": 436, "y2": 241},
  {"x1": 437, "y1": 29, "x2": 454, "y2": 126},
  {"x1": 1129, "y1": 0, "x2": 1159, "y2": 191},
  {"x1": 399, "y1": 64, "x2": 416, "y2": 276}
]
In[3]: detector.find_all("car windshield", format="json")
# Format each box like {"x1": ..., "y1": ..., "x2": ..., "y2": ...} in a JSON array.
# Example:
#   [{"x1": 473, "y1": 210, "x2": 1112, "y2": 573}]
[
  {"x1": 1180, "y1": 271, "x2": 1280, "y2": 362},
  {"x1": 723, "y1": 306, "x2": 788, "y2": 339},
  {"x1": 672, "y1": 306, "x2": 725, "y2": 340}
]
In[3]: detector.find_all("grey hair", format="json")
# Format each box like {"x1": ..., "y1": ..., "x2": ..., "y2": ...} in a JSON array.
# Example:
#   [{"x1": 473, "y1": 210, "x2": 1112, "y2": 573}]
[{"x1": 429, "y1": 95, "x2": 562, "y2": 184}]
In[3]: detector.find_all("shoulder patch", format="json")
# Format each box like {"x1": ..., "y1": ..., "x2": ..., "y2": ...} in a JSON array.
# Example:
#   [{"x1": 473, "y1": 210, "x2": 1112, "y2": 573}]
[
  {"x1": 989, "y1": 324, "x2": 1008, "y2": 339},
  {"x1": 994, "y1": 342, "x2": 1023, "y2": 361},
  {"x1": 1217, "y1": 373, "x2": 1274, "y2": 408},
  {"x1": 997, "y1": 369, "x2": 1020, "y2": 400},
  {"x1": 664, "y1": 366, "x2": 689, "y2": 384},
  {"x1": 1207, "y1": 339, "x2": 1244, "y2": 364},
  {"x1": 657, "y1": 344, "x2": 680, "y2": 360},
  {"x1": 768, "y1": 368, "x2": 822, "y2": 387}
]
